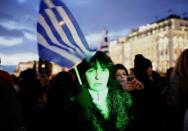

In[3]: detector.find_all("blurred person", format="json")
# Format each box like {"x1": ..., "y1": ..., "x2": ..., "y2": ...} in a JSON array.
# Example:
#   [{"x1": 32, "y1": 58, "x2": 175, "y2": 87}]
[
  {"x1": 114, "y1": 64, "x2": 144, "y2": 91},
  {"x1": 164, "y1": 67, "x2": 178, "y2": 128},
  {"x1": 172, "y1": 48, "x2": 188, "y2": 131},
  {"x1": 11, "y1": 74, "x2": 21, "y2": 93},
  {"x1": 0, "y1": 70, "x2": 26, "y2": 131},
  {"x1": 132, "y1": 54, "x2": 164, "y2": 131},
  {"x1": 114, "y1": 64, "x2": 144, "y2": 131},
  {"x1": 18, "y1": 68, "x2": 47, "y2": 131},
  {"x1": 184, "y1": 109, "x2": 188, "y2": 131},
  {"x1": 47, "y1": 71, "x2": 77, "y2": 130}
]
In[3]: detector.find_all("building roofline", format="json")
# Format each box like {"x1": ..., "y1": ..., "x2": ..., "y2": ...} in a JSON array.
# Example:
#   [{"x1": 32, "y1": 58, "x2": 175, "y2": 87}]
[{"x1": 130, "y1": 14, "x2": 188, "y2": 33}]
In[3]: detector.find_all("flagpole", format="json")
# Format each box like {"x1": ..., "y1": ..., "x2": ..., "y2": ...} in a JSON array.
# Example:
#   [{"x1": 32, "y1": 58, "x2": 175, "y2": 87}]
[{"x1": 73, "y1": 66, "x2": 82, "y2": 85}]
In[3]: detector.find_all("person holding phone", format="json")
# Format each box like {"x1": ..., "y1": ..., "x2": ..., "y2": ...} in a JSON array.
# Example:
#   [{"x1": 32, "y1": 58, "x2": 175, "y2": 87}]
[
  {"x1": 114, "y1": 64, "x2": 144, "y2": 91},
  {"x1": 113, "y1": 64, "x2": 144, "y2": 131}
]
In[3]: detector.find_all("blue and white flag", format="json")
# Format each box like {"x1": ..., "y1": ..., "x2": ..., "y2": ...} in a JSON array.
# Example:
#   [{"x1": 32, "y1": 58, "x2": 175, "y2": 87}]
[{"x1": 37, "y1": 0, "x2": 94, "y2": 68}]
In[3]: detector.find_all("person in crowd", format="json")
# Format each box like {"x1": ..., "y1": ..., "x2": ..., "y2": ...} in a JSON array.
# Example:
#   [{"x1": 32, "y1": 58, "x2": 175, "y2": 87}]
[
  {"x1": 132, "y1": 54, "x2": 164, "y2": 131},
  {"x1": 171, "y1": 48, "x2": 188, "y2": 131},
  {"x1": 113, "y1": 64, "x2": 144, "y2": 131},
  {"x1": 114, "y1": 63, "x2": 144, "y2": 91},
  {"x1": 184, "y1": 109, "x2": 188, "y2": 131},
  {"x1": 11, "y1": 74, "x2": 21, "y2": 93},
  {"x1": 47, "y1": 71, "x2": 77, "y2": 130},
  {"x1": 74, "y1": 51, "x2": 133, "y2": 131},
  {"x1": 18, "y1": 68, "x2": 47, "y2": 131},
  {"x1": 163, "y1": 67, "x2": 179, "y2": 131},
  {"x1": 0, "y1": 70, "x2": 26, "y2": 131}
]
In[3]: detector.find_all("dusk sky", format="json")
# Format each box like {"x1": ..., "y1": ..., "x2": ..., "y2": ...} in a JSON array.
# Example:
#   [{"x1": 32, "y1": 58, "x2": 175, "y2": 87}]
[{"x1": 0, "y1": 0, "x2": 188, "y2": 66}]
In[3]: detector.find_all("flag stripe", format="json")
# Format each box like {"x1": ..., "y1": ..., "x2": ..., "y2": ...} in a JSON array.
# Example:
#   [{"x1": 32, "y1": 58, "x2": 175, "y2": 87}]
[
  {"x1": 38, "y1": 15, "x2": 81, "y2": 57},
  {"x1": 38, "y1": 12, "x2": 83, "y2": 58},
  {"x1": 44, "y1": 9, "x2": 83, "y2": 55},
  {"x1": 52, "y1": 7, "x2": 85, "y2": 54},
  {"x1": 42, "y1": 0, "x2": 85, "y2": 55},
  {"x1": 38, "y1": 33, "x2": 81, "y2": 63},
  {"x1": 39, "y1": 0, "x2": 48, "y2": 11},
  {"x1": 38, "y1": 45, "x2": 74, "y2": 68},
  {"x1": 37, "y1": 23, "x2": 74, "y2": 54},
  {"x1": 56, "y1": 6, "x2": 91, "y2": 53},
  {"x1": 49, "y1": 8, "x2": 85, "y2": 56},
  {"x1": 42, "y1": 0, "x2": 54, "y2": 8},
  {"x1": 41, "y1": 10, "x2": 63, "y2": 46}
]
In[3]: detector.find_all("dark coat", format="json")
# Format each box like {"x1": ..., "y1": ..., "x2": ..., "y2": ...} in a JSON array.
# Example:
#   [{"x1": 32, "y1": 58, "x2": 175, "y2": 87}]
[
  {"x1": 0, "y1": 78, "x2": 26, "y2": 131},
  {"x1": 74, "y1": 86, "x2": 132, "y2": 131}
]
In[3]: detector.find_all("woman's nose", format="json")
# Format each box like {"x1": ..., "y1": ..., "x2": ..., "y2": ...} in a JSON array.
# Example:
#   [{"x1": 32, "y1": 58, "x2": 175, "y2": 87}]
[
  {"x1": 120, "y1": 75, "x2": 125, "y2": 78},
  {"x1": 95, "y1": 70, "x2": 100, "y2": 80},
  {"x1": 95, "y1": 75, "x2": 99, "y2": 80}
]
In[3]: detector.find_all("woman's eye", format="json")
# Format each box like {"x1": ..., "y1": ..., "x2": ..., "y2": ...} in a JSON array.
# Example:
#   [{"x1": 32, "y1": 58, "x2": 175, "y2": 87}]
[
  {"x1": 87, "y1": 68, "x2": 95, "y2": 73},
  {"x1": 116, "y1": 74, "x2": 120, "y2": 77},
  {"x1": 122, "y1": 73, "x2": 127, "y2": 76},
  {"x1": 102, "y1": 68, "x2": 108, "y2": 72}
]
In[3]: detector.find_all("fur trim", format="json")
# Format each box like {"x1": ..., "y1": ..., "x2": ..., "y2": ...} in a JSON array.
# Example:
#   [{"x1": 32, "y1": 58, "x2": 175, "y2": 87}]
[{"x1": 77, "y1": 87, "x2": 132, "y2": 130}]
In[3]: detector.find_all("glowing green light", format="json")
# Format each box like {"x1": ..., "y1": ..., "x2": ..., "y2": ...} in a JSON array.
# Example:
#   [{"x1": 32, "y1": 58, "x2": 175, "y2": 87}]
[
  {"x1": 78, "y1": 59, "x2": 133, "y2": 130},
  {"x1": 85, "y1": 61, "x2": 109, "y2": 92}
]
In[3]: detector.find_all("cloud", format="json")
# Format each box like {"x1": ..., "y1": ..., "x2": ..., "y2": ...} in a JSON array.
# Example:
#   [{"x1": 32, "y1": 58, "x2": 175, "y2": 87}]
[
  {"x1": 0, "y1": 19, "x2": 36, "y2": 47},
  {"x1": 17, "y1": 0, "x2": 27, "y2": 4},
  {"x1": 0, "y1": 20, "x2": 34, "y2": 32},
  {"x1": 109, "y1": 29, "x2": 130, "y2": 39},
  {"x1": 0, "y1": 52, "x2": 38, "y2": 65},
  {"x1": 23, "y1": 31, "x2": 36, "y2": 41},
  {"x1": 0, "y1": 25, "x2": 23, "y2": 37},
  {"x1": 86, "y1": 32, "x2": 103, "y2": 49},
  {"x1": 86, "y1": 32, "x2": 102, "y2": 44},
  {"x1": 0, "y1": 37, "x2": 23, "y2": 47}
]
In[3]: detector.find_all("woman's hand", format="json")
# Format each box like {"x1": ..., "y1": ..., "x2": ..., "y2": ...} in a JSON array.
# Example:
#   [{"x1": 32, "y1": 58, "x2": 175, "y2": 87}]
[{"x1": 127, "y1": 77, "x2": 144, "y2": 91}]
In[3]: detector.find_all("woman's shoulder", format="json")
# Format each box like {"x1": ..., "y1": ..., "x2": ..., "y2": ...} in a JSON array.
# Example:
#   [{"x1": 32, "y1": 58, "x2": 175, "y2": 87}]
[
  {"x1": 109, "y1": 88, "x2": 133, "y2": 107},
  {"x1": 110, "y1": 87, "x2": 131, "y2": 96}
]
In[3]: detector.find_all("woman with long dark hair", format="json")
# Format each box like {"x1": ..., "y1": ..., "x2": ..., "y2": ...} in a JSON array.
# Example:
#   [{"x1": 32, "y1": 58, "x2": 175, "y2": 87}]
[{"x1": 74, "y1": 51, "x2": 133, "y2": 131}]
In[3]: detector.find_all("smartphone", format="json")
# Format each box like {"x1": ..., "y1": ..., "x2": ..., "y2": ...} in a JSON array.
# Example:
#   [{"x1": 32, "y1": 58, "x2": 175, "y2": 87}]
[{"x1": 127, "y1": 74, "x2": 134, "y2": 81}]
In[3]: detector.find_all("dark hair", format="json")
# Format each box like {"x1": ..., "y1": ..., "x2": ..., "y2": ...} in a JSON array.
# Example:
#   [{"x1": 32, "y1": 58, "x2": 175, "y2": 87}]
[
  {"x1": 134, "y1": 54, "x2": 152, "y2": 70},
  {"x1": 52, "y1": 71, "x2": 75, "y2": 92},
  {"x1": 144, "y1": 58, "x2": 152, "y2": 69},
  {"x1": 19, "y1": 68, "x2": 37, "y2": 80},
  {"x1": 134, "y1": 54, "x2": 145, "y2": 69},
  {"x1": 0, "y1": 70, "x2": 12, "y2": 84},
  {"x1": 48, "y1": 71, "x2": 76, "y2": 106},
  {"x1": 77, "y1": 51, "x2": 115, "y2": 87},
  {"x1": 114, "y1": 64, "x2": 128, "y2": 75}
]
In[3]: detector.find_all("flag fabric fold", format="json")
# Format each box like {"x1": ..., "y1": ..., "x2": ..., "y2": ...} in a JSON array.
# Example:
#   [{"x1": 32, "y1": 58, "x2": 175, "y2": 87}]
[{"x1": 37, "y1": 0, "x2": 95, "y2": 68}]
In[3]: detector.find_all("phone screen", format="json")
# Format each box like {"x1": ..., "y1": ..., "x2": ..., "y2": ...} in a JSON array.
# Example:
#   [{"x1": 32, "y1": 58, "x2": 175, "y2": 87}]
[{"x1": 127, "y1": 75, "x2": 134, "y2": 81}]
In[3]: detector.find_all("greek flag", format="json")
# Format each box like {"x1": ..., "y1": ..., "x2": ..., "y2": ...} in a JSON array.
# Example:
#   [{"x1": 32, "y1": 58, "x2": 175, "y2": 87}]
[{"x1": 37, "y1": 0, "x2": 94, "y2": 68}]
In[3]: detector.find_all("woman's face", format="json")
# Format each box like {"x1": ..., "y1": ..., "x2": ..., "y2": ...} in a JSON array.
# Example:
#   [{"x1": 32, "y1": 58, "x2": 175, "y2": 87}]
[
  {"x1": 85, "y1": 61, "x2": 109, "y2": 91},
  {"x1": 115, "y1": 69, "x2": 128, "y2": 89}
]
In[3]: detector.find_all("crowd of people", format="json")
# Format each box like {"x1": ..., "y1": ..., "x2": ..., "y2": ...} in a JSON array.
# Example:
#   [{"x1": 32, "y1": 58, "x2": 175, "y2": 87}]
[{"x1": 0, "y1": 49, "x2": 188, "y2": 131}]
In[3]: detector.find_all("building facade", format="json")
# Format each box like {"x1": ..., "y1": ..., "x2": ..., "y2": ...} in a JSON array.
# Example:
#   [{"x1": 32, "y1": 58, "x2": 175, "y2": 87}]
[
  {"x1": 109, "y1": 15, "x2": 188, "y2": 73},
  {"x1": 16, "y1": 61, "x2": 63, "y2": 76}
]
